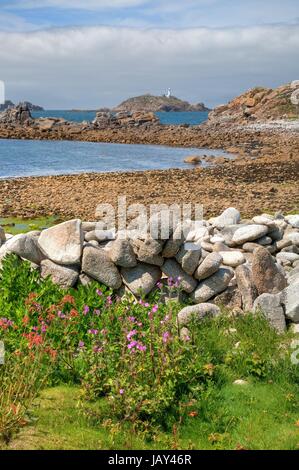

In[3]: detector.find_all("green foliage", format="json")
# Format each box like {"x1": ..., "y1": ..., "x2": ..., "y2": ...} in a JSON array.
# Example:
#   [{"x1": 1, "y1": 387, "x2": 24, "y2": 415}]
[{"x1": 0, "y1": 254, "x2": 298, "y2": 448}]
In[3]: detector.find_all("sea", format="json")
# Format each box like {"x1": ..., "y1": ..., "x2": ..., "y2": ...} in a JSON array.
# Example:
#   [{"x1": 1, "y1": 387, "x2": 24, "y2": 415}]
[
  {"x1": 0, "y1": 139, "x2": 232, "y2": 179},
  {"x1": 0, "y1": 111, "x2": 229, "y2": 179}
]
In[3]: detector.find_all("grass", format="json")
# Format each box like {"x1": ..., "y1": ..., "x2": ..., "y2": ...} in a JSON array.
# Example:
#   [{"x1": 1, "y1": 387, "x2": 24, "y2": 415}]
[
  {"x1": 0, "y1": 216, "x2": 60, "y2": 235},
  {"x1": 2, "y1": 381, "x2": 298, "y2": 450},
  {"x1": 0, "y1": 255, "x2": 299, "y2": 450}
]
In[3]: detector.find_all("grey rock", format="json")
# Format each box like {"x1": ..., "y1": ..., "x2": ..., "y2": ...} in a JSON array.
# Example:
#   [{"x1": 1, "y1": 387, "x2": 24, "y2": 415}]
[
  {"x1": 40, "y1": 259, "x2": 79, "y2": 288},
  {"x1": 192, "y1": 267, "x2": 234, "y2": 303},
  {"x1": 219, "y1": 251, "x2": 245, "y2": 267},
  {"x1": 121, "y1": 263, "x2": 161, "y2": 296},
  {"x1": 82, "y1": 245, "x2": 122, "y2": 289},
  {"x1": 252, "y1": 247, "x2": 287, "y2": 295},
  {"x1": 38, "y1": 219, "x2": 83, "y2": 265},
  {"x1": 255, "y1": 235, "x2": 272, "y2": 246},
  {"x1": 84, "y1": 230, "x2": 98, "y2": 242},
  {"x1": 285, "y1": 215, "x2": 299, "y2": 228},
  {"x1": 235, "y1": 264, "x2": 258, "y2": 310},
  {"x1": 212, "y1": 207, "x2": 241, "y2": 228},
  {"x1": 177, "y1": 303, "x2": 220, "y2": 326},
  {"x1": 82, "y1": 222, "x2": 97, "y2": 232},
  {"x1": 285, "y1": 232, "x2": 299, "y2": 246},
  {"x1": 0, "y1": 226, "x2": 5, "y2": 244},
  {"x1": 175, "y1": 242, "x2": 201, "y2": 275},
  {"x1": 281, "y1": 279, "x2": 299, "y2": 322},
  {"x1": 276, "y1": 239, "x2": 292, "y2": 250},
  {"x1": 281, "y1": 244, "x2": 299, "y2": 254},
  {"x1": 162, "y1": 220, "x2": 193, "y2": 258},
  {"x1": 232, "y1": 225, "x2": 269, "y2": 245},
  {"x1": 253, "y1": 293, "x2": 286, "y2": 333},
  {"x1": 162, "y1": 259, "x2": 197, "y2": 293},
  {"x1": 5, "y1": 232, "x2": 45, "y2": 265},
  {"x1": 214, "y1": 286, "x2": 242, "y2": 310},
  {"x1": 78, "y1": 273, "x2": 95, "y2": 286},
  {"x1": 276, "y1": 252, "x2": 299, "y2": 264},
  {"x1": 109, "y1": 239, "x2": 137, "y2": 267},
  {"x1": 194, "y1": 252, "x2": 223, "y2": 280},
  {"x1": 133, "y1": 236, "x2": 164, "y2": 266}
]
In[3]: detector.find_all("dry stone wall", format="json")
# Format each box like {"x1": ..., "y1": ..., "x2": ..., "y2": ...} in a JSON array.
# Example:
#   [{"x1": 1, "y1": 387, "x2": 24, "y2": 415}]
[{"x1": 0, "y1": 208, "x2": 299, "y2": 332}]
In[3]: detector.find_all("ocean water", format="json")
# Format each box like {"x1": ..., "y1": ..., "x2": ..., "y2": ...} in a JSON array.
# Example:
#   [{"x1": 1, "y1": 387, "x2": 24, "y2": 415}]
[
  {"x1": 0, "y1": 139, "x2": 231, "y2": 179},
  {"x1": 32, "y1": 110, "x2": 209, "y2": 126}
]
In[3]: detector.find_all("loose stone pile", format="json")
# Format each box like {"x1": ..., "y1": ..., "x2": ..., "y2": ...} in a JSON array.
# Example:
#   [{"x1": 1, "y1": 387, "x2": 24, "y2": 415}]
[{"x1": 0, "y1": 208, "x2": 298, "y2": 332}]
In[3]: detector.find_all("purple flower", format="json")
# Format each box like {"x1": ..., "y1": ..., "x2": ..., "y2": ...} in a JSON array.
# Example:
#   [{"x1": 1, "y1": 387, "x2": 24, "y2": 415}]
[
  {"x1": 128, "y1": 316, "x2": 136, "y2": 323},
  {"x1": 119, "y1": 389, "x2": 125, "y2": 395},
  {"x1": 128, "y1": 340, "x2": 138, "y2": 349},
  {"x1": 96, "y1": 289, "x2": 103, "y2": 296},
  {"x1": 57, "y1": 311, "x2": 66, "y2": 319},
  {"x1": 93, "y1": 309, "x2": 101, "y2": 316},
  {"x1": 41, "y1": 323, "x2": 47, "y2": 333},
  {"x1": 151, "y1": 304, "x2": 159, "y2": 314},
  {"x1": 156, "y1": 281, "x2": 163, "y2": 289},
  {"x1": 83, "y1": 305, "x2": 90, "y2": 315},
  {"x1": 127, "y1": 329, "x2": 137, "y2": 341},
  {"x1": 162, "y1": 331, "x2": 171, "y2": 344},
  {"x1": 136, "y1": 342, "x2": 147, "y2": 352},
  {"x1": 93, "y1": 345, "x2": 103, "y2": 353},
  {"x1": 88, "y1": 329, "x2": 99, "y2": 335},
  {"x1": 106, "y1": 296, "x2": 113, "y2": 305},
  {"x1": 78, "y1": 341, "x2": 85, "y2": 349}
]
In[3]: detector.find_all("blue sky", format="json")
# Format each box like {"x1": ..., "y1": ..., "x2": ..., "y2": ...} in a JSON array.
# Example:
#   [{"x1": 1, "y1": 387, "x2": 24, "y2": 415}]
[{"x1": 0, "y1": 0, "x2": 298, "y2": 108}]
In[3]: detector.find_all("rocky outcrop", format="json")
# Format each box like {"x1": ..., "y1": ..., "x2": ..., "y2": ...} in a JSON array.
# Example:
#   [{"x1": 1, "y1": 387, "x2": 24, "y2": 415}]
[
  {"x1": 0, "y1": 207, "x2": 299, "y2": 332},
  {"x1": 0, "y1": 100, "x2": 43, "y2": 112},
  {"x1": 207, "y1": 82, "x2": 299, "y2": 125},
  {"x1": 113, "y1": 94, "x2": 210, "y2": 113},
  {"x1": 92, "y1": 110, "x2": 159, "y2": 129},
  {"x1": 0, "y1": 103, "x2": 33, "y2": 125}
]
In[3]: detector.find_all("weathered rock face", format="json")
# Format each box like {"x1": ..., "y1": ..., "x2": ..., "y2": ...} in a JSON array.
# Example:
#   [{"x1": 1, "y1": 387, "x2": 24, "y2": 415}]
[
  {"x1": 38, "y1": 219, "x2": 83, "y2": 266},
  {"x1": 254, "y1": 293, "x2": 286, "y2": 333},
  {"x1": 121, "y1": 263, "x2": 161, "y2": 296},
  {"x1": 252, "y1": 247, "x2": 287, "y2": 295},
  {"x1": 82, "y1": 246, "x2": 122, "y2": 289},
  {"x1": 192, "y1": 267, "x2": 234, "y2": 303},
  {"x1": 177, "y1": 303, "x2": 220, "y2": 326},
  {"x1": 40, "y1": 259, "x2": 79, "y2": 288},
  {"x1": 0, "y1": 103, "x2": 32, "y2": 125}
]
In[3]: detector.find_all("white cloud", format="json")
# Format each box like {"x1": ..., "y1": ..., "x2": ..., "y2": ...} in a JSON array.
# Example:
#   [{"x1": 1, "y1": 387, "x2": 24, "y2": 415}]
[
  {"x1": 7, "y1": 0, "x2": 147, "y2": 10},
  {"x1": 0, "y1": 24, "x2": 298, "y2": 108}
]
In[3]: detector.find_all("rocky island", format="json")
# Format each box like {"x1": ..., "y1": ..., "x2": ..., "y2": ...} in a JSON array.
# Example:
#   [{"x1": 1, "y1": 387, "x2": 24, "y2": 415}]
[
  {"x1": 113, "y1": 94, "x2": 210, "y2": 112},
  {"x1": 0, "y1": 100, "x2": 44, "y2": 112}
]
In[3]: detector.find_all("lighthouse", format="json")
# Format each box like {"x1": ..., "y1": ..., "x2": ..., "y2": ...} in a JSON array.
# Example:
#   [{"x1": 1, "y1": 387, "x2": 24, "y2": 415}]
[{"x1": 166, "y1": 88, "x2": 172, "y2": 98}]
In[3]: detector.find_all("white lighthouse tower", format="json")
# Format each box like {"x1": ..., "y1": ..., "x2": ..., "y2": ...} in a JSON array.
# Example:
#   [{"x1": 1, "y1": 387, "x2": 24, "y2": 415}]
[{"x1": 166, "y1": 88, "x2": 172, "y2": 98}]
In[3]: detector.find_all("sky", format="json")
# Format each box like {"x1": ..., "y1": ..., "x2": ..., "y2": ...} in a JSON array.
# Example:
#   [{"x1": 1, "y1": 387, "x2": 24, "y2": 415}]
[{"x1": 0, "y1": 0, "x2": 298, "y2": 108}]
